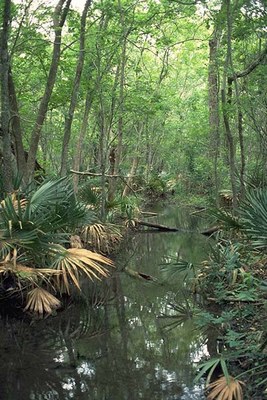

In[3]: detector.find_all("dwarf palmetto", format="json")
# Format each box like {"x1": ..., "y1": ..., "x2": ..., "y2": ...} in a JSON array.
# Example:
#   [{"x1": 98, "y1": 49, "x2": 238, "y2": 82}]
[{"x1": 0, "y1": 178, "x2": 114, "y2": 315}]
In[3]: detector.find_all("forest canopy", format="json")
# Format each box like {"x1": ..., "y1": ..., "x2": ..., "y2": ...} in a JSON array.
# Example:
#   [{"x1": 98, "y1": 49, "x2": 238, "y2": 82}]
[{"x1": 0, "y1": 0, "x2": 267, "y2": 205}]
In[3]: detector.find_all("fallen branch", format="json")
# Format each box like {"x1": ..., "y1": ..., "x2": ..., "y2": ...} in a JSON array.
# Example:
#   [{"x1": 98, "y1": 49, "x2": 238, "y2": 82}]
[
  {"x1": 207, "y1": 297, "x2": 264, "y2": 305},
  {"x1": 70, "y1": 169, "x2": 125, "y2": 178},
  {"x1": 70, "y1": 169, "x2": 139, "y2": 197},
  {"x1": 140, "y1": 211, "x2": 158, "y2": 217},
  {"x1": 134, "y1": 219, "x2": 180, "y2": 231},
  {"x1": 124, "y1": 267, "x2": 157, "y2": 282}
]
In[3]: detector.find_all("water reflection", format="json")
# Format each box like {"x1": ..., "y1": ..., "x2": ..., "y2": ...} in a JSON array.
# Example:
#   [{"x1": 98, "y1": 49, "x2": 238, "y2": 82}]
[{"x1": 0, "y1": 207, "x2": 209, "y2": 400}]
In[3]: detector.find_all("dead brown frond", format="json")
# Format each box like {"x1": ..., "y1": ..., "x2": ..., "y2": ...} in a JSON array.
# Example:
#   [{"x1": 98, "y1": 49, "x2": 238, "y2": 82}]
[
  {"x1": 24, "y1": 287, "x2": 61, "y2": 315},
  {"x1": 82, "y1": 223, "x2": 122, "y2": 254},
  {"x1": 207, "y1": 375, "x2": 245, "y2": 400},
  {"x1": 125, "y1": 219, "x2": 137, "y2": 229},
  {"x1": 70, "y1": 235, "x2": 83, "y2": 249},
  {"x1": 54, "y1": 248, "x2": 114, "y2": 294},
  {"x1": 0, "y1": 260, "x2": 61, "y2": 280},
  {"x1": 1, "y1": 192, "x2": 27, "y2": 212}
]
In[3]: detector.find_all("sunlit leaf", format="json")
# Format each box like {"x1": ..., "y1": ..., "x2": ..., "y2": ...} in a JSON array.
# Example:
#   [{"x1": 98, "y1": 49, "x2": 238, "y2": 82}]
[
  {"x1": 52, "y1": 247, "x2": 114, "y2": 294},
  {"x1": 207, "y1": 375, "x2": 245, "y2": 400}
]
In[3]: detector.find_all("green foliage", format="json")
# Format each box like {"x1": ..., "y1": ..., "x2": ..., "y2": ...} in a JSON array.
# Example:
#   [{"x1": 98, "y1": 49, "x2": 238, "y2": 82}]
[
  {"x1": 194, "y1": 188, "x2": 267, "y2": 398},
  {"x1": 0, "y1": 178, "x2": 112, "y2": 315},
  {"x1": 240, "y1": 188, "x2": 267, "y2": 249}
]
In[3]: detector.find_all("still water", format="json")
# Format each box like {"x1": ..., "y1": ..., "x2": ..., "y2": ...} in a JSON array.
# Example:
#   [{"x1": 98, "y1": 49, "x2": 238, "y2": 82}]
[{"x1": 0, "y1": 206, "x2": 211, "y2": 400}]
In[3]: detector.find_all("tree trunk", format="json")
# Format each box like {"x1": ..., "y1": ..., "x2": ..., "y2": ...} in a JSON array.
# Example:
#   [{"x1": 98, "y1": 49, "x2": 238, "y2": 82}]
[
  {"x1": 60, "y1": 0, "x2": 91, "y2": 177},
  {"x1": 122, "y1": 155, "x2": 139, "y2": 197},
  {"x1": 208, "y1": 30, "x2": 221, "y2": 204},
  {"x1": 72, "y1": 90, "x2": 93, "y2": 194},
  {"x1": 0, "y1": 0, "x2": 13, "y2": 193},
  {"x1": 114, "y1": 36, "x2": 127, "y2": 175},
  {"x1": 25, "y1": 0, "x2": 71, "y2": 184},
  {"x1": 237, "y1": 109, "x2": 245, "y2": 198},
  {"x1": 8, "y1": 67, "x2": 27, "y2": 178},
  {"x1": 122, "y1": 124, "x2": 142, "y2": 197},
  {"x1": 221, "y1": 0, "x2": 238, "y2": 209}
]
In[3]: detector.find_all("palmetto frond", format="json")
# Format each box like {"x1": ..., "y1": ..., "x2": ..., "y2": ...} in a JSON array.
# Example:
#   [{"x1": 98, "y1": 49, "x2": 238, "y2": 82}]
[
  {"x1": 52, "y1": 247, "x2": 113, "y2": 294},
  {"x1": 158, "y1": 302, "x2": 194, "y2": 331},
  {"x1": 0, "y1": 179, "x2": 114, "y2": 314},
  {"x1": 211, "y1": 207, "x2": 241, "y2": 231},
  {"x1": 83, "y1": 223, "x2": 122, "y2": 254},
  {"x1": 240, "y1": 189, "x2": 267, "y2": 249},
  {"x1": 161, "y1": 259, "x2": 197, "y2": 282},
  {"x1": 0, "y1": 259, "x2": 61, "y2": 290},
  {"x1": 24, "y1": 287, "x2": 61, "y2": 315},
  {"x1": 207, "y1": 375, "x2": 245, "y2": 400},
  {"x1": 0, "y1": 178, "x2": 88, "y2": 253}
]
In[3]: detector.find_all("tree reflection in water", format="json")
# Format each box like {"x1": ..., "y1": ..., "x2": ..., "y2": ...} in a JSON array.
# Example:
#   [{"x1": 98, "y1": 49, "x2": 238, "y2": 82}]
[{"x1": 0, "y1": 207, "x2": 209, "y2": 400}]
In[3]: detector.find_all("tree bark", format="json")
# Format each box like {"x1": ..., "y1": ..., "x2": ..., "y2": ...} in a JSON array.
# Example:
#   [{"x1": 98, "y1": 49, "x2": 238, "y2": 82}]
[
  {"x1": 221, "y1": 0, "x2": 238, "y2": 209},
  {"x1": 8, "y1": 67, "x2": 27, "y2": 178},
  {"x1": 72, "y1": 90, "x2": 93, "y2": 194},
  {"x1": 0, "y1": 0, "x2": 13, "y2": 193},
  {"x1": 25, "y1": 0, "x2": 71, "y2": 184},
  {"x1": 60, "y1": 0, "x2": 91, "y2": 177},
  {"x1": 208, "y1": 30, "x2": 221, "y2": 204}
]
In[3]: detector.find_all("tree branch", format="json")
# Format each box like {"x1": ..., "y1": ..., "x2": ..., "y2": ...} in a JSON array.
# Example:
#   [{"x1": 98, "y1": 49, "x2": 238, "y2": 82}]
[{"x1": 228, "y1": 44, "x2": 267, "y2": 83}]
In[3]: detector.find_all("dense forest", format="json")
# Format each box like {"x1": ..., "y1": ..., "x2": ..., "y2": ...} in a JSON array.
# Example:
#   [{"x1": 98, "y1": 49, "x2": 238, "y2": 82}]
[
  {"x1": 1, "y1": 0, "x2": 266, "y2": 201},
  {"x1": 0, "y1": 1, "x2": 267, "y2": 399}
]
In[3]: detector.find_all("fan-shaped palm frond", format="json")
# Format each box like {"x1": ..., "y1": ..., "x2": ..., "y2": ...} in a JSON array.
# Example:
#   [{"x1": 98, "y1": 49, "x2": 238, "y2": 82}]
[
  {"x1": 161, "y1": 259, "x2": 197, "y2": 282},
  {"x1": 52, "y1": 247, "x2": 113, "y2": 294},
  {"x1": 158, "y1": 302, "x2": 194, "y2": 330},
  {"x1": 211, "y1": 207, "x2": 241, "y2": 231},
  {"x1": 0, "y1": 179, "x2": 114, "y2": 315},
  {"x1": 24, "y1": 287, "x2": 61, "y2": 315},
  {"x1": 83, "y1": 223, "x2": 122, "y2": 254},
  {"x1": 240, "y1": 189, "x2": 267, "y2": 249},
  {"x1": 0, "y1": 178, "x2": 90, "y2": 256},
  {"x1": 207, "y1": 375, "x2": 245, "y2": 400}
]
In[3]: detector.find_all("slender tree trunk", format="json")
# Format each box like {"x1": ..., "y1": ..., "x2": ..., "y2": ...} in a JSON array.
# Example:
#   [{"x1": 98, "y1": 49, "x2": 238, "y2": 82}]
[
  {"x1": 114, "y1": 37, "x2": 127, "y2": 174},
  {"x1": 8, "y1": 67, "x2": 27, "y2": 178},
  {"x1": 237, "y1": 109, "x2": 245, "y2": 198},
  {"x1": 122, "y1": 123, "x2": 143, "y2": 197},
  {"x1": 221, "y1": 0, "x2": 238, "y2": 209},
  {"x1": 60, "y1": 0, "x2": 91, "y2": 177},
  {"x1": 25, "y1": 0, "x2": 71, "y2": 184},
  {"x1": 72, "y1": 90, "x2": 93, "y2": 194},
  {"x1": 208, "y1": 30, "x2": 221, "y2": 204},
  {"x1": 0, "y1": 0, "x2": 13, "y2": 193},
  {"x1": 122, "y1": 155, "x2": 139, "y2": 197}
]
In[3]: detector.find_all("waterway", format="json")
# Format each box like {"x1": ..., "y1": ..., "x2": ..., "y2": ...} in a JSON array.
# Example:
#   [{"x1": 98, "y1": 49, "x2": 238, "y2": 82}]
[{"x1": 0, "y1": 206, "x2": 211, "y2": 400}]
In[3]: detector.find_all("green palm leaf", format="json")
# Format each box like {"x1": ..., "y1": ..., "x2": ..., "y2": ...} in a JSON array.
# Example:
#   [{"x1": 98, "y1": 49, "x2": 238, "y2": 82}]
[{"x1": 240, "y1": 189, "x2": 267, "y2": 248}]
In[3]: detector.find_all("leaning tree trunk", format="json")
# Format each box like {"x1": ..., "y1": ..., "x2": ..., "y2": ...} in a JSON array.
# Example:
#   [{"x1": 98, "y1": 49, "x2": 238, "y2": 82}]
[
  {"x1": 25, "y1": 0, "x2": 71, "y2": 184},
  {"x1": 60, "y1": 0, "x2": 91, "y2": 177},
  {"x1": 0, "y1": 0, "x2": 13, "y2": 193}
]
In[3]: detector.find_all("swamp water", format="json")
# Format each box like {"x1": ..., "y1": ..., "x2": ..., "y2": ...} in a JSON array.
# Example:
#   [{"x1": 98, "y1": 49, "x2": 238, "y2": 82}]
[{"x1": 0, "y1": 206, "x2": 211, "y2": 400}]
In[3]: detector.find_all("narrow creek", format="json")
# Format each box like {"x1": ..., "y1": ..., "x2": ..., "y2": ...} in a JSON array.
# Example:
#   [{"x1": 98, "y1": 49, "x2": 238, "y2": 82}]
[{"x1": 0, "y1": 206, "x2": 211, "y2": 400}]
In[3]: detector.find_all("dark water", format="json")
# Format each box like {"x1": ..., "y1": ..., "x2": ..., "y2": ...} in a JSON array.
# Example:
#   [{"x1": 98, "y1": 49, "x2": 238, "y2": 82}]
[{"x1": 0, "y1": 206, "x2": 211, "y2": 400}]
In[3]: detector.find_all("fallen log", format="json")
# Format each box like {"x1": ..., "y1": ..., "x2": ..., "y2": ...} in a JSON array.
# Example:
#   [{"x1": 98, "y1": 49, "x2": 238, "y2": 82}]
[
  {"x1": 140, "y1": 211, "x2": 158, "y2": 217},
  {"x1": 134, "y1": 219, "x2": 179, "y2": 231},
  {"x1": 134, "y1": 219, "x2": 220, "y2": 235},
  {"x1": 124, "y1": 267, "x2": 157, "y2": 281}
]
